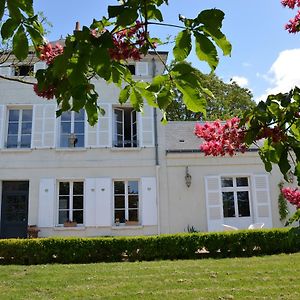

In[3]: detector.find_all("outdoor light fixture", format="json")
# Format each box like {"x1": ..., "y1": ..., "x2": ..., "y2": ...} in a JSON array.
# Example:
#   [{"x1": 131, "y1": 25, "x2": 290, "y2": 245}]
[{"x1": 185, "y1": 166, "x2": 192, "y2": 188}]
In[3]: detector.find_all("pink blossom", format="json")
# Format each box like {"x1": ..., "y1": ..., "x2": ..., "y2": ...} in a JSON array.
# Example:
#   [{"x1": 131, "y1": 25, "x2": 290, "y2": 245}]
[
  {"x1": 281, "y1": 0, "x2": 300, "y2": 9},
  {"x1": 33, "y1": 83, "x2": 55, "y2": 99},
  {"x1": 285, "y1": 10, "x2": 300, "y2": 33},
  {"x1": 281, "y1": 187, "x2": 300, "y2": 208},
  {"x1": 37, "y1": 43, "x2": 64, "y2": 65}
]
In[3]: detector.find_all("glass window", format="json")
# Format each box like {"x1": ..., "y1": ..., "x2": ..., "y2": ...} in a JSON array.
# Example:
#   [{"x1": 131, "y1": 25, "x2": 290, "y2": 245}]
[
  {"x1": 114, "y1": 180, "x2": 139, "y2": 224},
  {"x1": 58, "y1": 181, "x2": 84, "y2": 225},
  {"x1": 221, "y1": 177, "x2": 251, "y2": 219},
  {"x1": 60, "y1": 110, "x2": 85, "y2": 147},
  {"x1": 7, "y1": 109, "x2": 32, "y2": 148}
]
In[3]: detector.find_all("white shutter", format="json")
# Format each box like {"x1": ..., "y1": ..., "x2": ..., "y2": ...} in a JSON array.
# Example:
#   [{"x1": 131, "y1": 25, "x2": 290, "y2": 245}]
[
  {"x1": 38, "y1": 179, "x2": 55, "y2": 227},
  {"x1": 141, "y1": 177, "x2": 157, "y2": 226},
  {"x1": 86, "y1": 122, "x2": 99, "y2": 147},
  {"x1": 32, "y1": 105, "x2": 44, "y2": 147},
  {"x1": 136, "y1": 62, "x2": 148, "y2": 76},
  {"x1": 95, "y1": 178, "x2": 112, "y2": 226},
  {"x1": 140, "y1": 105, "x2": 154, "y2": 147},
  {"x1": 251, "y1": 174, "x2": 272, "y2": 228},
  {"x1": 0, "y1": 105, "x2": 5, "y2": 148},
  {"x1": 33, "y1": 61, "x2": 47, "y2": 73},
  {"x1": 99, "y1": 103, "x2": 111, "y2": 147},
  {"x1": 205, "y1": 176, "x2": 223, "y2": 232},
  {"x1": 43, "y1": 105, "x2": 56, "y2": 148},
  {"x1": 0, "y1": 64, "x2": 12, "y2": 76},
  {"x1": 84, "y1": 178, "x2": 97, "y2": 226}
]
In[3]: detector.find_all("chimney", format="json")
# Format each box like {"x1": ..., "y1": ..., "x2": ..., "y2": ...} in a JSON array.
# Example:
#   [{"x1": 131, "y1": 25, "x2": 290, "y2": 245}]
[{"x1": 74, "y1": 21, "x2": 80, "y2": 33}]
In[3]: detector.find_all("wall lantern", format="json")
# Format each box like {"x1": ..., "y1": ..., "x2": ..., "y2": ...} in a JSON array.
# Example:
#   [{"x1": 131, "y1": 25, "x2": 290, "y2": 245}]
[{"x1": 185, "y1": 166, "x2": 192, "y2": 188}]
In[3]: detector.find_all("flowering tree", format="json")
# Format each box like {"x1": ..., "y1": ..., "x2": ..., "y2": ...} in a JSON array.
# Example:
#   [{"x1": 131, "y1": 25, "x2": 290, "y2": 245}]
[{"x1": 195, "y1": 1, "x2": 300, "y2": 225}]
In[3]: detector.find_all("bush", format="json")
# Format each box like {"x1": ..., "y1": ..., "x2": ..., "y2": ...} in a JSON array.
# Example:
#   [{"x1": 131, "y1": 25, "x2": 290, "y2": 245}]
[{"x1": 0, "y1": 228, "x2": 299, "y2": 265}]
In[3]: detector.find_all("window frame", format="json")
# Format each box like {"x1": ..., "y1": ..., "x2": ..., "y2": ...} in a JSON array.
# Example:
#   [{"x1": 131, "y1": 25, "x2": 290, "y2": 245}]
[
  {"x1": 59, "y1": 109, "x2": 85, "y2": 148},
  {"x1": 113, "y1": 179, "x2": 140, "y2": 225},
  {"x1": 221, "y1": 176, "x2": 252, "y2": 219},
  {"x1": 6, "y1": 107, "x2": 33, "y2": 149},
  {"x1": 57, "y1": 180, "x2": 84, "y2": 226}
]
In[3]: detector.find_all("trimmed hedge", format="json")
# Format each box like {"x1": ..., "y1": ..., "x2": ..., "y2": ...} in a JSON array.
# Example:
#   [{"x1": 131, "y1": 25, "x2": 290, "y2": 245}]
[{"x1": 0, "y1": 228, "x2": 299, "y2": 265}]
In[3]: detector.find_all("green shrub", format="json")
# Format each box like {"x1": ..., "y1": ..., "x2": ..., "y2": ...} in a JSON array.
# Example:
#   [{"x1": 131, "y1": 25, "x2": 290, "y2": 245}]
[{"x1": 0, "y1": 228, "x2": 299, "y2": 265}]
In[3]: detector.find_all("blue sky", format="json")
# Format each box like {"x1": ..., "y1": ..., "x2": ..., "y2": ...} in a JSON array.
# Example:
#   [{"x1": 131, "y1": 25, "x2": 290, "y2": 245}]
[{"x1": 34, "y1": 0, "x2": 300, "y2": 101}]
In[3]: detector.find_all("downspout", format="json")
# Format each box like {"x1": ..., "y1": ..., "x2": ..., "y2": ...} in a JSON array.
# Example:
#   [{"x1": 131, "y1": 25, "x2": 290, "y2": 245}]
[{"x1": 152, "y1": 57, "x2": 161, "y2": 234}]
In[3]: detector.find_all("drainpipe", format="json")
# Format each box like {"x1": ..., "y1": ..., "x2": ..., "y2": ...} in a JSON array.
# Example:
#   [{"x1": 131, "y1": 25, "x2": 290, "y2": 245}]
[{"x1": 152, "y1": 57, "x2": 161, "y2": 234}]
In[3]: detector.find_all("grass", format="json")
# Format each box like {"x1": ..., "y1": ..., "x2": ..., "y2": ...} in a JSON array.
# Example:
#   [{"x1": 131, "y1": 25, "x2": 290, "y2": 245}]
[{"x1": 0, "y1": 253, "x2": 299, "y2": 299}]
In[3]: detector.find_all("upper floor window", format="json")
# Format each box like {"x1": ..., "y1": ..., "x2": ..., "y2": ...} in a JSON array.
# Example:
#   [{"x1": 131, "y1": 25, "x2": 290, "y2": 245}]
[
  {"x1": 58, "y1": 181, "x2": 84, "y2": 225},
  {"x1": 6, "y1": 109, "x2": 32, "y2": 148},
  {"x1": 60, "y1": 110, "x2": 85, "y2": 147},
  {"x1": 221, "y1": 177, "x2": 251, "y2": 218},
  {"x1": 113, "y1": 107, "x2": 137, "y2": 148},
  {"x1": 13, "y1": 65, "x2": 34, "y2": 76}
]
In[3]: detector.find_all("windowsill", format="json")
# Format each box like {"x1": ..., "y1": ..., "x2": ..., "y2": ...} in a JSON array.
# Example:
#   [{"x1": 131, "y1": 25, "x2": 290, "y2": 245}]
[
  {"x1": 0, "y1": 148, "x2": 33, "y2": 153},
  {"x1": 55, "y1": 148, "x2": 88, "y2": 152},
  {"x1": 53, "y1": 226, "x2": 86, "y2": 231},
  {"x1": 111, "y1": 147, "x2": 142, "y2": 152},
  {"x1": 112, "y1": 225, "x2": 143, "y2": 230}
]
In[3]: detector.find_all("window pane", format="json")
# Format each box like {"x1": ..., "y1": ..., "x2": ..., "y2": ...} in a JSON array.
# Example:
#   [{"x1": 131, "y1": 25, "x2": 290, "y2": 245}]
[
  {"x1": 114, "y1": 181, "x2": 124, "y2": 194},
  {"x1": 74, "y1": 122, "x2": 84, "y2": 134},
  {"x1": 237, "y1": 191, "x2": 250, "y2": 217},
  {"x1": 221, "y1": 177, "x2": 233, "y2": 187},
  {"x1": 61, "y1": 122, "x2": 71, "y2": 134},
  {"x1": 128, "y1": 209, "x2": 138, "y2": 221},
  {"x1": 59, "y1": 182, "x2": 69, "y2": 195},
  {"x1": 114, "y1": 110, "x2": 123, "y2": 122},
  {"x1": 236, "y1": 177, "x2": 249, "y2": 187},
  {"x1": 22, "y1": 109, "x2": 32, "y2": 121},
  {"x1": 60, "y1": 135, "x2": 69, "y2": 147},
  {"x1": 59, "y1": 196, "x2": 69, "y2": 209},
  {"x1": 74, "y1": 110, "x2": 84, "y2": 121},
  {"x1": 21, "y1": 122, "x2": 32, "y2": 134},
  {"x1": 129, "y1": 195, "x2": 138, "y2": 208},
  {"x1": 61, "y1": 111, "x2": 71, "y2": 121},
  {"x1": 128, "y1": 181, "x2": 138, "y2": 194},
  {"x1": 222, "y1": 192, "x2": 235, "y2": 217},
  {"x1": 114, "y1": 210, "x2": 125, "y2": 223},
  {"x1": 73, "y1": 182, "x2": 83, "y2": 195},
  {"x1": 8, "y1": 123, "x2": 18, "y2": 134},
  {"x1": 73, "y1": 196, "x2": 83, "y2": 209},
  {"x1": 9, "y1": 110, "x2": 19, "y2": 121},
  {"x1": 73, "y1": 210, "x2": 83, "y2": 224},
  {"x1": 75, "y1": 134, "x2": 84, "y2": 147},
  {"x1": 7, "y1": 135, "x2": 18, "y2": 148},
  {"x1": 115, "y1": 196, "x2": 125, "y2": 209},
  {"x1": 20, "y1": 135, "x2": 31, "y2": 148},
  {"x1": 59, "y1": 210, "x2": 69, "y2": 224}
]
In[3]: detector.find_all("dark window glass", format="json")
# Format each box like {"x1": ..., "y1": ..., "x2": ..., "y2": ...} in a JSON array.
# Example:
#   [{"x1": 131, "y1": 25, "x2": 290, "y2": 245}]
[
  {"x1": 237, "y1": 191, "x2": 250, "y2": 217},
  {"x1": 115, "y1": 210, "x2": 126, "y2": 223},
  {"x1": 128, "y1": 181, "x2": 138, "y2": 194},
  {"x1": 59, "y1": 182, "x2": 69, "y2": 195},
  {"x1": 9, "y1": 110, "x2": 19, "y2": 121},
  {"x1": 20, "y1": 135, "x2": 31, "y2": 148},
  {"x1": 115, "y1": 196, "x2": 125, "y2": 209},
  {"x1": 222, "y1": 192, "x2": 235, "y2": 217},
  {"x1": 114, "y1": 181, "x2": 125, "y2": 194},
  {"x1": 236, "y1": 177, "x2": 249, "y2": 187},
  {"x1": 221, "y1": 177, "x2": 233, "y2": 187},
  {"x1": 128, "y1": 195, "x2": 138, "y2": 208},
  {"x1": 128, "y1": 209, "x2": 138, "y2": 221},
  {"x1": 22, "y1": 109, "x2": 32, "y2": 121},
  {"x1": 59, "y1": 211, "x2": 69, "y2": 224},
  {"x1": 7, "y1": 135, "x2": 18, "y2": 148},
  {"x1": 73, "y1": 210, "x2": 83, "y2": 224},
  {"x1": 8, "y1": 123, "x2": 18, "y2": 134},
  {"x1": 59, "y1": 196, "x2": 69, "y2": 209},
  {"x1": 73, "y1": 196, "x2": 83, "y2": 209},
  {"x1": 73, "y1": 182, "x2": 84, "y2": 195},
  {"x1": 127, "y1": 64, "x2": 135, "y2": 75}
]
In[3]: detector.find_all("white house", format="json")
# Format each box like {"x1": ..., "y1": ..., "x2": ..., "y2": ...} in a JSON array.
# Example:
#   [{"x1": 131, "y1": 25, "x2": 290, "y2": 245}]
[{"x1": 0, "y1": 49, "x2": 283, "y2": 238}]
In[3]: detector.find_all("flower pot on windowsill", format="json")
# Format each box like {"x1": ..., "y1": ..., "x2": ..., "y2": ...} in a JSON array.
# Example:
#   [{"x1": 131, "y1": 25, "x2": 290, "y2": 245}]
[
  {"x1": 125, "y1": 221, "x2": 139, "y2": 226},
  {"x1": 63, "y1": 220, "x2": 77, "y2": 227}
]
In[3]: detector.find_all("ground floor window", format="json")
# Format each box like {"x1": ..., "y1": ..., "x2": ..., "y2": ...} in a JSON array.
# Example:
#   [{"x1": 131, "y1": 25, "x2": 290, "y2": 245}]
[
  {"x1": 114, "y1": 180, "x2": 139, "y2": 224},
  {"x1": 221, "y1": 176, "x2": 250, "y2": 218},
  {"x1": 58, "y1": 181, "x2": 84, "y2": 224}
]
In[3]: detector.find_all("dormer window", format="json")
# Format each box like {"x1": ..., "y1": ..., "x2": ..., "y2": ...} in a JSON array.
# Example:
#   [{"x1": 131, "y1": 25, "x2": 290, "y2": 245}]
[{"x1": 14, "y1": 65, "x2": 34, "y2": 76}]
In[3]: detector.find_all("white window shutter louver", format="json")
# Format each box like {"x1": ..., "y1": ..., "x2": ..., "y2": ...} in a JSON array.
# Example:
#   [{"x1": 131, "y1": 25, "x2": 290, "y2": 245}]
[
  {"x1": 0, "y1": 64, "x2": 12, "y2": 76},
  {"x1": 38, "y1": 179, "x2": 55, "y2": 227},
  {"x1": 0, "y1": 105, "x2": 5, "y2": 148},
  {"x1": 84, "y1": 178, "x2": 97, "y2": 226},
  {"x1": 141, "y1": 177, "x2": 157, "y2": 226},
  {"x1": 140, "y1": 106, "x2": 154, "y2": 147},
  {"x1": 205, "y1": 176, "x2": 223, "y2": 232},
  {"x1": 33, "y1": 61, "x2": 47, "y2": 73},
  {"x1": 135, "y1": 62, "x2": 148, "y2": 76},
  {"x1": 95, "y1": 178, "x2": 112, "y2": 226}
]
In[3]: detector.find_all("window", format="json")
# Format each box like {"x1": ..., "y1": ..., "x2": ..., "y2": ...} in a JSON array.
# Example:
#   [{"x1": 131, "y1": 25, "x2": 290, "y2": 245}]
[
  {"x1": 6, "y1": 109, "x2": 32, "y2": 148},
  {"x1": 221, "y1": 177, "x2": 251, "y2": 218},
  {"x1": 114, "y1": 180, "x2": 139, "y2": 224},
  {"x1": 14, "y1": 65, "x2": 34, "y2": 76},
  {"x1": 60, "y1": 110, "x2": 85, "y2": 147},
  {"x1": 113, "y1": 107, "x2": 137, "y2": 147},
  {"x1": 58, "y1": 181, "x2": 84, "y2": 224},
  {"x1": 127, "y1": 64, "x2": 136, "y2": 75}
]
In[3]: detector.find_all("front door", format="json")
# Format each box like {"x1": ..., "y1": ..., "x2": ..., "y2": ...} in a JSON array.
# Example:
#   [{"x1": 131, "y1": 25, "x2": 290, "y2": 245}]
[{"x1": 0, "y1": 181, "x2": 29, "y2": 238}]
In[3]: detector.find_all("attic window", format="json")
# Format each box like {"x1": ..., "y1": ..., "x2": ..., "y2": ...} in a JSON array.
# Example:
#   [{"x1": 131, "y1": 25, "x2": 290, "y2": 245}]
[
  {"x1": 179, "y1": 139, "x2": 185, "y2": 143},
  {"x1": 127, "y1": 64, "x2": 136, "y2": 75},
  {"x1": 14, "y1": 65, "x2": 34, "y2": 76}
]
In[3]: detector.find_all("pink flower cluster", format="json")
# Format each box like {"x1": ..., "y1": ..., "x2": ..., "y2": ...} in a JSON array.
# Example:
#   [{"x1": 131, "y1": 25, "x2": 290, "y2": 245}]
[
  {"x1": 194, "y1": 117, "x2": 247, "y2": 156},
  {"x1": 281, "y1": 0, "x2": 300, "y2": 33},
  {"x1": 109, "y1": 21, "x2": 149, "y2": 61},
  {"x1": 37, "y1": 43, "x2": 64, "y2": 65},
  {"x1": 281, "y1": 187, "x2": 300, "y2": 208},
  {"x1": 33, "y1": 83, "x2": 55, "y2": 100}
]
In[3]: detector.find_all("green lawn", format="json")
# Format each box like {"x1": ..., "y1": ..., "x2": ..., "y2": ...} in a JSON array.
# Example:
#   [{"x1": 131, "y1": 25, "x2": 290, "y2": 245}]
[{"x1": 0, "y1": 253, "x2": 299, "y2": 299}]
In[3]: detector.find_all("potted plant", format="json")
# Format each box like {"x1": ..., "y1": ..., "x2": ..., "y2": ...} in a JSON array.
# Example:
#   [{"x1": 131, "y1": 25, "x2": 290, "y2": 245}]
[
  {"x1": 63, "y1": 219, "x2": 77, "y2": 227},
  {"x1": 125, "y1": 220, "x2": 139, "y2": 226}
]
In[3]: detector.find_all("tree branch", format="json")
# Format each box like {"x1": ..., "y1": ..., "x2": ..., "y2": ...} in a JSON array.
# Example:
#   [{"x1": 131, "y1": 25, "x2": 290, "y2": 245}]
[{"x1": 0, "y1": 75, "x2": 34, "y2": 85}]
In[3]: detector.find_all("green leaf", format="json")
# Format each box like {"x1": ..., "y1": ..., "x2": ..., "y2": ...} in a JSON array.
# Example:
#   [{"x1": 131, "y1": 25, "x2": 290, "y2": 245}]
[
  {"x1": 0, "y1": 0, "x2": 5, "y2": 20},
  {"x1": 90, "y1": 47, "x2": 111, "y2": 81},
  {"x1": 13, "y1": 25, "x2": 28, "y2": 60},
  {"x1": 146, "y1": 5, "x2": 163, "y2": 21},
  {"x1": 108, "y1": 5, "x2": 123, "y2": 18},
  {"x1": 17, "y1": 0, "x2": 34, "y2": 16},
  {"x1": 194, "y1": 32, "x2": 218, "y2": 70},
  {"x1": 25, "y1": 24, "x2": 43, "y2": 45},
  {"x1": 146, "y1": 75, "x2": 168, "y2": 92},
  {"x1": 7, "y1": 0, "x2": 22, "y2": 20},
  {"x1": 130, "y1": 88, "x2": 143, "y2": 111},
  {"x1": 285, "y1": 209, "x2": 300, "y2": 226},
  {"x1": 119, "y1": 85, "x2": 131, "y2": 104},
  {"x1": 195, "y1": 9, "x2": 225, "y2": 29},
  {"x1": 278, "y1": 149, "x2": 291, "y2": 180},
  {"x1": 135, "y1": 81, "x2": 158, "y2": 107},
  {"x1": 157, "y1": 87, "x2": 173, "y2": 110},
  {"x1": 116, "y1": 8, "x2": 138, "y2": 27},
  {"x1": 85, "y1": 99, "x2": 98, "y2": 126},
  {"x1": 1, "y1": 18, "x2": 20, "y2": 40},
  {"x1": 173, "y1": 30, "x2": 192, "y2": 61}
]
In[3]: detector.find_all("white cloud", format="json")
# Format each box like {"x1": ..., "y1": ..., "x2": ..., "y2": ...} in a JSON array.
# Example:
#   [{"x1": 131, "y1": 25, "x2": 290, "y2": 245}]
[
  {"x1": 258, "y1": 48, "x2": 300, "y2": 101},
  {"x1": 242, "y1": 62, "x2": 251, "y2": 67},
  {"x1": 230, "y1": 76, "x2": 249, "y2": 87}
]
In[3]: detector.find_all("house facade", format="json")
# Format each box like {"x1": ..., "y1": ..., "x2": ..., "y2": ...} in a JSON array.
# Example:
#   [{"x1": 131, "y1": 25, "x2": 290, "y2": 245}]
[{"x1": 0, "y1": 51, "x2": 284, "y2": 238}]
